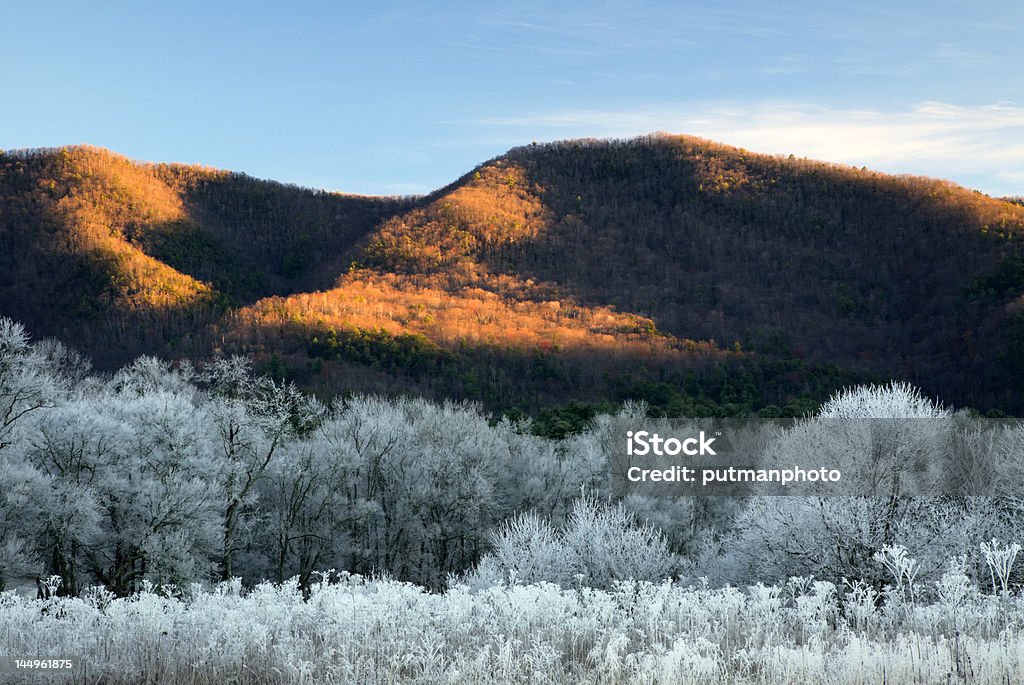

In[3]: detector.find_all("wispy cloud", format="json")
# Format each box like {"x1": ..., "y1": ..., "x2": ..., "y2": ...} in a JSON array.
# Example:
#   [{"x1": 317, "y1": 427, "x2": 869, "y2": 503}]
[
  {"x1": 464, "y1": 101, "x2": 1024, "y2": 197},
  {"x1": 931, "y1": 44, "x2": 997, "y2": 67}
]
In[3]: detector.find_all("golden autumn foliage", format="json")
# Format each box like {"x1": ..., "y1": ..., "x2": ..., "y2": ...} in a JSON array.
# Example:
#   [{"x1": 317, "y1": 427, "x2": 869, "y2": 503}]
[
  {"x1": 233, "y1": 270, "x2": 721, "y2": 357},
  {"x1": 46, "y1": 146, "x2": 216, "y2": 312}
]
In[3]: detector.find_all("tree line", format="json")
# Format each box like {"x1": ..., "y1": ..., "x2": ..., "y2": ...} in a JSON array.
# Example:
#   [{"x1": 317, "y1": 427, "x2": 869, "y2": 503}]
[{"x1": 2, "y1": 317, "x2": 1022, "y2": 599}]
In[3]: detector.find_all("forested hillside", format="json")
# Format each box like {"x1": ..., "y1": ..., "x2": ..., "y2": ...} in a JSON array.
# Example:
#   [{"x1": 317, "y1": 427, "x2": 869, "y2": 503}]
[
  {"x1": 0, "y1": 146, "x2": 411, "y2": 364},
  {"x1": 2, "y1": 136, "x2": 1023, "y2": 415}
]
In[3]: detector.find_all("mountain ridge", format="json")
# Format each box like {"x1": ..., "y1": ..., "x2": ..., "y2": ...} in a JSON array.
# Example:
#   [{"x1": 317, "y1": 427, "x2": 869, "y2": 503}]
[{"x1": 2, "y1": 136, "x2": 1023, "y2": 415}]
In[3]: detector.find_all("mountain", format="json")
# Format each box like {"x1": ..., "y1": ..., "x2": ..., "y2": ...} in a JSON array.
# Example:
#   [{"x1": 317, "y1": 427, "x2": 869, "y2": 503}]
[
  {"x1": 0, "y1": 146, "x2": 410, "y2": 355},
  {"x1": 2, "y1": 136, "x2": 1023, "y2": 416}
]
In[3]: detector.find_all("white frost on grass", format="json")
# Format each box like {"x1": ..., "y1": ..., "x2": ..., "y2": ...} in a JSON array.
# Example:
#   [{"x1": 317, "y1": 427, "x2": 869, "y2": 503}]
[{"x1": 2, "y1": 573, "x2": 1023, "y2": 684}]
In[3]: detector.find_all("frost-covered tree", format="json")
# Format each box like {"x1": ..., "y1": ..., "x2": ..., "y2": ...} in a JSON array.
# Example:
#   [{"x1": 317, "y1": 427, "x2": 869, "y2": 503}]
[
  {"x1": 389, "y1": 398, "x2": 504, "y2": 585},
  {"x1": 0, "y1": 317, "x2": 64, "y2": 452},
  {"x1": 488, "y1": 418, "x2": 573, "y2": 517},
  {"x1": 109, "y1": 355, "x2": 197, "y2": 398},
  {"x1": 26, "y1": 402, "x2": 111, "y2": 595},
  {"x1": 724, "y1": 382, "x2": 959, "y2": 587},
  {"x1": 16, "y1": 374, "x2": 225, "y2": 595},
  {"x1": 320, "y1": 396, "x2": 507, "y2": 588},
  {"x1": 0, "y1": 318, "x2": 67, "y2": 591},
  {"x1": 0, "y1": 458, "x2": 47, "y2": 591},
  {"x1": 816, "y1": 381, "x2": 948, "y2": 420},
  {"x1": 31, "y1": 338, "x2": 92, "y2": 389},
  {"x1": 75, "y1": 390, "x2": 221, "y2": 594},
  {"x1": 568, "y1": 403, "x2": 743, "y2": 558},
  {"x1": 202, "y1": 356, "x2": 323, "y2": 580},
  {"x1": 257, "y1": 434, "x2": 357, "y2": 587}
]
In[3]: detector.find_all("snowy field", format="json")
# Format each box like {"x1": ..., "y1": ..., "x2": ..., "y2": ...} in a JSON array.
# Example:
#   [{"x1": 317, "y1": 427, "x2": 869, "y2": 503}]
[{"x1": 3, "y1": 572, "x2": 1023, "y2": 685}]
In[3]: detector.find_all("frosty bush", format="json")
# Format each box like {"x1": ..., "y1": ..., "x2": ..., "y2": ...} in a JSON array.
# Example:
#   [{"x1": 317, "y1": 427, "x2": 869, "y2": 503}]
[
  {"x1": 875, "y1": 544, "x2": 920, "y2": 602},
  {"x1": 816, "y1": 381, "x2": 948, "y2": 419},
  {"x1": 980, "y1": 538, "x2": 1021, "y2": 595},
  {"x1": 474, "y1": 496, "x2": 679, "y2": 589}
]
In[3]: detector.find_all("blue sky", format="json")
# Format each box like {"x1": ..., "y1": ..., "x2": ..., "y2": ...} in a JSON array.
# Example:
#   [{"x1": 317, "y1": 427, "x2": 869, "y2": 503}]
[{"x1": 2, "y1": 1, "x2": 1022, "y2": 196}]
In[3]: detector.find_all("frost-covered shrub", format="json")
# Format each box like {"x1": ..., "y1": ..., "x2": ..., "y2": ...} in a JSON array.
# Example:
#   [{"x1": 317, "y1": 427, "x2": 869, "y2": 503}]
[
  {"x1": 980, "y1": 538, "x2": 1021, "y2": 595},
  {"x1": 476, "y1": 510, "x2": 564, "y2": 587},
  {"x1": 875, "y1": 545, "x2": 921, "y2": 602},
  {"x1": 561, "y1": 496, "x2": 679, "y2": 588},
  {"x1": 473, "y1": 496, "x2": 678, "y2": 589},
  {"x1": 816, "y1": 381, "x2": 948, "y2": 419}
]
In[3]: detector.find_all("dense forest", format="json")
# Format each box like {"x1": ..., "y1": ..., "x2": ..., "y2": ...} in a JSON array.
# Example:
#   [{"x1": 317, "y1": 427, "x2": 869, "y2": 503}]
[{"x1": 1, "y1": 136, "x2": 1023, "y2": 417}]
